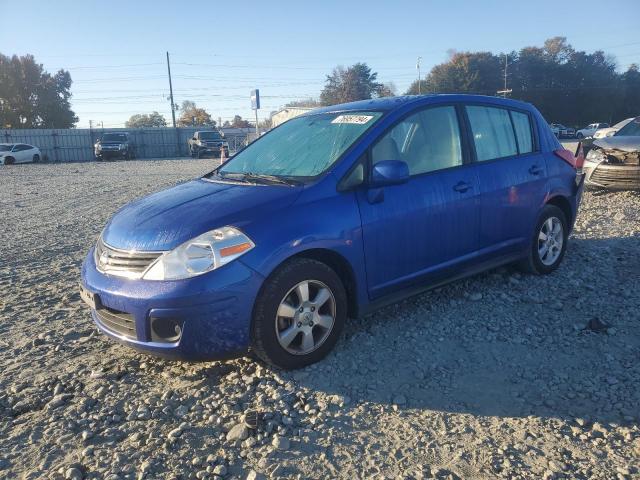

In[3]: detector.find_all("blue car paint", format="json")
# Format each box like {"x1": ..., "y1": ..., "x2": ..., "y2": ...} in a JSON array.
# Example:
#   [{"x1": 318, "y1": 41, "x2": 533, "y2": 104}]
[{"x1": 81, "y1": 94, "x2": 583, "y2": 360}]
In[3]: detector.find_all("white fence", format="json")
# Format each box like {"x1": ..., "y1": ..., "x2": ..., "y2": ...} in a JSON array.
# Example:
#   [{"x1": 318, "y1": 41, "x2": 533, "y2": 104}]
[{"x1": 0, "y1": 127, "x2": 256, "y2": 162}]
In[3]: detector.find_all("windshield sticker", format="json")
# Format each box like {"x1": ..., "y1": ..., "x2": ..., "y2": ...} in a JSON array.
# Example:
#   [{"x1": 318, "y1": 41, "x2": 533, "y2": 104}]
[{"x1": 331, "y1": 114, "x2": 374, "y2": 125}]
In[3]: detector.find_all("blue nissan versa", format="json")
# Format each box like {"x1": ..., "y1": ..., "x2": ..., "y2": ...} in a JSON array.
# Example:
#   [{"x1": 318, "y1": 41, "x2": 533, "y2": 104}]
[{"x1": 80, "y1": 95, "x2": 585, "y2": 369}]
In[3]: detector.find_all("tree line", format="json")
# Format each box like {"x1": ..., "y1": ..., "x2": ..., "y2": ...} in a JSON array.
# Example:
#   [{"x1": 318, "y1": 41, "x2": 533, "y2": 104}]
[{"x1": 2, "y1": 37, "x2": 638, "y2": 130}]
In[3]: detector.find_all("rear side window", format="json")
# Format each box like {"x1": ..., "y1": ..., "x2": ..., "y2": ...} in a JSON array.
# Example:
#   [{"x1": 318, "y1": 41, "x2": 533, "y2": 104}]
[
  {"x1": 372, "y1": 106, "x2": 463, "y2": 176},
  {"x1": 466, "y1": 106, "x2": 517, "y2": 161},
  {"x1": 510, "y1": 111, "x2": 533, "y2": 154}
]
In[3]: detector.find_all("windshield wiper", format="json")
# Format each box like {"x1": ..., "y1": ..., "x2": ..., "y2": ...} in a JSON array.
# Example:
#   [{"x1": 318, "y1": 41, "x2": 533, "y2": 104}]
[{"x1": 241, "y1": 172, "x2": 301, "y2": 186}]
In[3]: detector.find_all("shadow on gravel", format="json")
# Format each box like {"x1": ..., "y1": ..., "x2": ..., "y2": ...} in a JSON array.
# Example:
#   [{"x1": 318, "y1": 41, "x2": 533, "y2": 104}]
[{"x1": 292, "y1": 235, "x2": 640, "y2": 426}]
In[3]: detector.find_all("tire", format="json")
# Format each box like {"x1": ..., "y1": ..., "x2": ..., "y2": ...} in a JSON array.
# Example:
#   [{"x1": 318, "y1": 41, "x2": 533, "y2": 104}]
[
  {"x1": 33, "y1": 154, "x2": 40, "y2": 163},
  {"x1": 251, "y1": 258, "x2": 347, "y2": 369},
  {"x1": 518, "y1": 204, "x2": 568, "y2": 275},
  {"x1": 576, "y1": 132, "x2": 584, "y2": 139},
  {"x1": 190, "y1": 147, "x2": 196, "y2": 158},
  {"x1": 196, "y1": 149, "x2": 201, "y2": 159},
  {"x1": 4, "y1": 156, "x2": 15, "y2": 165}
]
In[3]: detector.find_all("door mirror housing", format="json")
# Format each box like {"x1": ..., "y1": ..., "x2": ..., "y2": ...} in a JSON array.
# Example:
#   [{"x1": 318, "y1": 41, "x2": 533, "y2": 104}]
[{"x1": 370, "y1": 160, "x2": 409, "y2": 188}]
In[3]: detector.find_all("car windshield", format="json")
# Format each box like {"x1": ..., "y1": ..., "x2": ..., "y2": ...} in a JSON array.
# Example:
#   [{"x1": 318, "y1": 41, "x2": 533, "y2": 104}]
[
  {"x1": 102, "y1": 133, "x2": 127, "y2": 142},
  {"x1": 614, "y1": 117, "x2": 640, "y2": 136},
  {"x1": 218, "y1": 111, "x2": 383, "y2": 178},
  {"x1": 612, "y1": 118, "x2": 634, "y2": 129},
  {"x1": 199, "y1": 132, "x2": 222, "y2": 140},
  {"x1": 0, "y1": 145, "x2": 14, "y2": 151}
]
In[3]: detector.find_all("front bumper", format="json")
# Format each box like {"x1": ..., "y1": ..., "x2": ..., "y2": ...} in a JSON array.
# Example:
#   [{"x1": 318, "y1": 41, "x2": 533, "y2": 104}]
[
  {"x1": 80, "y1": 248, "x2": 265, "y2": 360},
  {"x1": 584, "y1": 162, "x2": 640, "y2": 190}
]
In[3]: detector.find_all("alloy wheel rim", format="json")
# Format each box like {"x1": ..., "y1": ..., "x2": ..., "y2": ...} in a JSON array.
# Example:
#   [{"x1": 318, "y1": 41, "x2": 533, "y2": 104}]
[
  {"x1": 538, "y1": 216, "x2": 564, "y2": 266},
  {"x1": 275, "y1": 280, "x2": 336, "y2": 355}
]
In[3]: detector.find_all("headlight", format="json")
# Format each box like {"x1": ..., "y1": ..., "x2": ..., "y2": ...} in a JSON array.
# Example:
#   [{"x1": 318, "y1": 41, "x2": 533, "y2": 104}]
[
  {"x1": 95, "y1": 144, "x2": 102, "y2": 150},
  {"x1": 606, "y1": 131, "x2": 616, "y2": 137},
  {"x1": 585, "y1": 148, "x2": 606, "y2": 163},
  {"x1": 143, "y1": 226, "x2": 254, "y2": 280}
]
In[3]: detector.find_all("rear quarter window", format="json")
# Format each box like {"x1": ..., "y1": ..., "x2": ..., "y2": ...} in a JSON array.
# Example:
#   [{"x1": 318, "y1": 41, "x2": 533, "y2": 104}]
[{"x1": 510, "y1": 111, "x2": 533, "y2": 154}]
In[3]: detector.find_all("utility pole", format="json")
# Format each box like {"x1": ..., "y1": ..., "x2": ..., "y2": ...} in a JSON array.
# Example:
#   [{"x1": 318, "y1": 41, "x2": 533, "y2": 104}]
[
  {"x1": 416, "y1": 56, "x2": 422, "y2": 95},
  {"x1": 166, "y1": 51, "x2": 176, "y2": 128},
  {"x1": 496, "y1": 53, "x2": 512, "y2": 98}
]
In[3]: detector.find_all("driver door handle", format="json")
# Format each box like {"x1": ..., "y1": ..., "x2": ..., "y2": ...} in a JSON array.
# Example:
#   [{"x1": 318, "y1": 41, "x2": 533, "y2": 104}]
[{"x1": 453, "y1": 181, "x2": 471, "y2": 193}]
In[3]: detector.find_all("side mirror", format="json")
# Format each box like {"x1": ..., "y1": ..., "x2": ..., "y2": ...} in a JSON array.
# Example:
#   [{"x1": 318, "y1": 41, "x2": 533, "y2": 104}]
[{"x1": 370, "y1": 160, "x2": 409, "y2": 188}]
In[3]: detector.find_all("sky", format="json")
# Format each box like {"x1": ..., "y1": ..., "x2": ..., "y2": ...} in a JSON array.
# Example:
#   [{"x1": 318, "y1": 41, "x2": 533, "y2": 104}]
[{"x1": 2, "y1": 0, "x2": 640, "y2": 128}]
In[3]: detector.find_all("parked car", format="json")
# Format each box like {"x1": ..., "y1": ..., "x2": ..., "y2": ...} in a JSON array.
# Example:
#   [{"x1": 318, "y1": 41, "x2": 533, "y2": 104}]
[
  {"x1": 550, "y1": 123, "x2": 576, "y2": 138},
  {"x1": 584, "y1": 116, "x2": 640, "y2": 189},
  {"x1": 549, "y1": 124, "x2": 560, "y2": 138},
  {"x1": 188, "y1": 130, "x2": 229, "y2": 158},
  {"x1": 593, "y1": 117, "x2": 635, "y2": 139},
  {"x1": 576, "y1": 123, "x2": 609, "y2": 139},
  {"x1": 0, "y1": 143, "x2": 41, "y2": 165},
  {"x1": 80, "y1": 95, "x2": 584, "y2": 369},
  {"x1": 95, "y1": 132, "x2": 135, "y2": 160}
]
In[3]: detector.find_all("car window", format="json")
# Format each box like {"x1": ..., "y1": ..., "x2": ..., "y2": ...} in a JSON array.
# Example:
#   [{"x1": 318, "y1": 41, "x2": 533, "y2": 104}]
[
  {"x1": 466, "y1": 106, "x2": 518, "y2": 161},
  {"x1": 371, "y1": 106, "x2": 463, "y2": 176},
  {"x1": 510, "y1": 111, "x2": 533, "y2": 154}
]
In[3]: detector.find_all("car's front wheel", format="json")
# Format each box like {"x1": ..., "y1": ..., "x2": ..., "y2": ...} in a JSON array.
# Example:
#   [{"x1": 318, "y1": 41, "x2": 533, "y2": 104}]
[
  {"x1": 576, "y1": 132, "x2": 584, "y2": 139},
  {"x1": 519, "y1": 204, "x2": 568, "y2": 275},
  {"x1": 33, "y1": 154, "x2": 40, "y2": 163},
  {"x1": 251, "y1": 258, "x2": 347, "y2": 369}
]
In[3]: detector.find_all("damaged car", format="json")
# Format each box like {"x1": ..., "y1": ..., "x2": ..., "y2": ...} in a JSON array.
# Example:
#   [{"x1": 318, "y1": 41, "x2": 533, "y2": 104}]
[{"x1": 584, "y1": 116, "x2": 640, "y2": 189}]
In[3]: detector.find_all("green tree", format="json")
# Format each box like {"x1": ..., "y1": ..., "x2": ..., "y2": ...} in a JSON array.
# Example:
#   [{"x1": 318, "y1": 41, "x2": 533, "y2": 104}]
[
  {"x1": 620, "y1": 64, "x2": 640, "y2": 119},
  {"x1": 125, "y1": 111, "x2": 167, "y2": 128},
  {"x1": 177, "y1": 101, "x2": 214, "y2": 127},
  {"x1": 406, "y1": 52, "x2": 502, "y2": 95},
  {"x1": 285, "y1": 98, "x2": 321, "y2": 108},
  {"x1": 230, "y1": 115, "x2": 251, "y2": 128},
  {"x1": 0, "y1": 53, "x2": 77, "y2": 128},
  {"x1": 320, "y1": 63, "x2": 384, "y2": 106}
]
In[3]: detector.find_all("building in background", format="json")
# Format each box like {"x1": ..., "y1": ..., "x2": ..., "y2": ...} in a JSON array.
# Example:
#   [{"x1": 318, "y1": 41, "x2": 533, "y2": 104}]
[{"x1": 270, "y1": 107, "x2": 313, "y2": 128}]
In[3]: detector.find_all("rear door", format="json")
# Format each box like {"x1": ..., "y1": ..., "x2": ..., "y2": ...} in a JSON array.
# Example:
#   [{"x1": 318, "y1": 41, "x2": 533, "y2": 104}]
[
  {"x1": 356, "y1": 104, "x2": 481, "y2": 299},
  {"x1": 464, "y1": 105, "x2": 547, "y2": 257}
]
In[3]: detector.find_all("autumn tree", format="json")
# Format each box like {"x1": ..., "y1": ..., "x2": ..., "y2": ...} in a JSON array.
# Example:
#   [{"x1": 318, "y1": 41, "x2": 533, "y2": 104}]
[
  {"x1": 320, "y1": 63, "x2": 385, "y2": 106},
  {"x1": 0, "y1": 53, "x2": 77, "y2": 128},
  {"x1": 125, "y1": 111, "x2": 167, "y2": 128},
  {"x1": 177, "y1": 101, "x2": 214, "y2": 127}
]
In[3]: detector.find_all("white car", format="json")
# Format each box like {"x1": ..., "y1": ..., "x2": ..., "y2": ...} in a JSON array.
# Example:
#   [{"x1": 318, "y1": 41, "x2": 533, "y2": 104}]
[
  {"x1": 576, "y1": 123, "x2": 609, "y2": 139},
  {"x1": 593, "y1": 118, "x2": 635, "y2": 139},
  {"x1": 0, "y1": 143, "x2": 42, "y2": 165}
]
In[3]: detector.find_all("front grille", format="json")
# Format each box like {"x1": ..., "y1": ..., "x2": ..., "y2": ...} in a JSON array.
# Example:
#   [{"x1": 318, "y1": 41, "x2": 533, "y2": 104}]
[
  {"x1": 96, "y1": 306, "x2": 136, "y2": 339},
  {"x1": 95, "y1": 238, "x2": 162, "y2": 279},
  {"x1": 590, "y1": 165, "x2": 640, "y2": 188}
]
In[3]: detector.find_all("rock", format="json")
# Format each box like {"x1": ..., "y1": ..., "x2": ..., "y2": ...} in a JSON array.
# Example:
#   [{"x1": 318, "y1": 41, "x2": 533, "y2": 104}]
[
  {"x1": 272, "y1": 435, "x2": 290, "y2": 450},
  {"x1": 212, "y1": 464, "x2": 227, "y2": 476},
  {"x1": 226, "y1": 423, "x2": 249, "y2": 442},
  {"x1": 47, "y1": 394, "x2": 73, "y2": 410},
  {"x1": 469, "y1": 292, "x2": 483, "y2": 301},
  {"x1": 246, "y1": 471, "x2": 266, "y2": 480},
  {"x1": 65, "y1": 466, "x2": 83, "y2": 480}
]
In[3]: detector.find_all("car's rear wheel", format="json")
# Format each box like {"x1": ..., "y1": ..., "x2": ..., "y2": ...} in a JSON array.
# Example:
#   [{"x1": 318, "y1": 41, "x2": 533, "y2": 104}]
[
  {"x1": 33, "y1": 154, "x2": 40, "y2": 163},
  {"x1": 251, "y1": 258, "x2": 347, "y2": 369},
  {"x1": 518, "y1": 204, "x2": 568, "y2": 275}
]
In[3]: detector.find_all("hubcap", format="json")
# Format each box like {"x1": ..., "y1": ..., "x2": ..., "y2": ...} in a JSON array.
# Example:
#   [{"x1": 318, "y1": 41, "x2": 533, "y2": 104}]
[
  {"x1": 275, "y1": 280, "x2": 336, "y2": 355},
  {"x1": 538, "y1": 216, "x2": 563, "y2": 266}
]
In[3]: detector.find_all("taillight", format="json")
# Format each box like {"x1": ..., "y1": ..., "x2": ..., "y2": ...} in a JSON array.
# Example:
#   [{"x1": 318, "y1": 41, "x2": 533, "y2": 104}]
[{"x1": 554, "y1": 148, "x2": 577, "y2": 168}]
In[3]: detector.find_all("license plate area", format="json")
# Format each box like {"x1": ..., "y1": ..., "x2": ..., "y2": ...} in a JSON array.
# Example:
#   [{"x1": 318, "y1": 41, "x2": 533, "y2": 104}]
[{"x1": 79, "y1": 284, "x2": 98, "y2": 309}]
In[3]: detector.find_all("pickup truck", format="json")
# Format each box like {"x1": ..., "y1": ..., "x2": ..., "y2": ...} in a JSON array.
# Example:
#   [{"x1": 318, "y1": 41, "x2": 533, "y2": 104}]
[{"x1": 188, "y1": 131, "x2": 229, "y2": 159}]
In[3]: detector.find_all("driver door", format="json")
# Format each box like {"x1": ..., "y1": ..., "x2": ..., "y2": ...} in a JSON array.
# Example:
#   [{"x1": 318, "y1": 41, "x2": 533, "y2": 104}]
[{"x1": 356, "y1": 105, "x2": 481, "y2": 299}]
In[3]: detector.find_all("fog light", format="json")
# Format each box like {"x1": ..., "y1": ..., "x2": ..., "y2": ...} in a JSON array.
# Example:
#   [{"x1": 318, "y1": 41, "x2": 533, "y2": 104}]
[{"x1": 150, "y1": 317, "x2": 182, "y2": 343}]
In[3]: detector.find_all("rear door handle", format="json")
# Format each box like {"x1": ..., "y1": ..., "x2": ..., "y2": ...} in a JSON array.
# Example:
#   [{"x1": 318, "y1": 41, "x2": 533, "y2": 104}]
[
  {"x1": 529, "y1": 165, "x2": 543, "y2": 176},
  {"x1": 453, "y1": 181, "x2": 471, "y2": 193}
]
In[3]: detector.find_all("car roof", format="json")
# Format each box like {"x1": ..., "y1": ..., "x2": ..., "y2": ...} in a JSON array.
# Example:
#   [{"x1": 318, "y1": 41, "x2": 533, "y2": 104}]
[{"x1": 303, "y1": 94, "x2": 534, "y2": 116}]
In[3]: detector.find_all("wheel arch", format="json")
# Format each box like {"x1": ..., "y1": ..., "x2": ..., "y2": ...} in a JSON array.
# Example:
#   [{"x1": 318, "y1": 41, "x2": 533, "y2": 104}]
[
  {"x1": 254, "y1": 248, "x2": 360, "y2": 320},
  {"x1": 545, "y1": 194, "x2": 573, "y2": 231}
]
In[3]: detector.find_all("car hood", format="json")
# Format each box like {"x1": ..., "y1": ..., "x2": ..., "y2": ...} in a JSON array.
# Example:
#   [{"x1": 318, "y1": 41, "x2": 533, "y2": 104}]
[
  {"x1": 102, "y1": 178, "x2": 302, "y2": 251},
  {"x1": 593, "y1": 136, "x2": 640, "y2": 152}
]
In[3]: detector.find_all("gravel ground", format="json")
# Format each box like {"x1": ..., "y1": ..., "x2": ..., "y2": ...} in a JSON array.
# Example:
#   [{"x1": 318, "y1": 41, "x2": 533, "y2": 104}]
[{"x1": 1, "y1": 159, "x2": 639, "y2": 480}]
